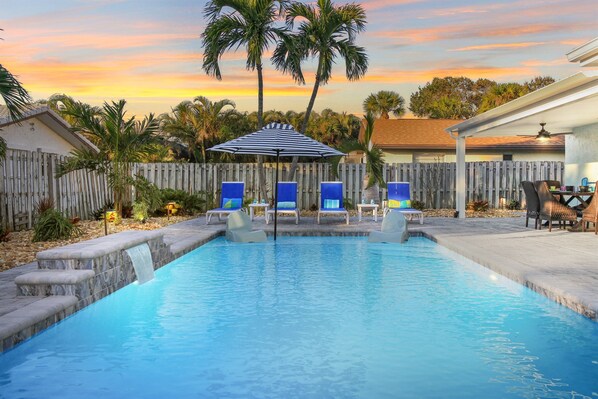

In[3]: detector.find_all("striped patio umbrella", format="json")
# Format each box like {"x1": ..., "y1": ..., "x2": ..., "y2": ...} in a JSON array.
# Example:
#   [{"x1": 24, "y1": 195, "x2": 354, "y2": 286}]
[{"x1": 209, "y1": 123, "x2": 345, "y2": 240}]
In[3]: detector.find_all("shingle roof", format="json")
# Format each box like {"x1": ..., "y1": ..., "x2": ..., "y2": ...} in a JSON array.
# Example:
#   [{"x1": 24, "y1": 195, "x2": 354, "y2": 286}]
[
  {"x1": 0, "y1": 105, "x2": 99, "y2": 153},
  {"x1": 359, "y1": 118, "x2": 564, "y2": 151}
]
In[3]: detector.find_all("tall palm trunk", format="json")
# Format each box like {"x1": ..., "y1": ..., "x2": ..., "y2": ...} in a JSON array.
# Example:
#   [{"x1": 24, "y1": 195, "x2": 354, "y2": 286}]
[
  {"x1": 256, "y1": 63, "x2": 269, "y2": 201},
  {"x1": 287, "y1": 57, "x2": 324, "y2": 181}
]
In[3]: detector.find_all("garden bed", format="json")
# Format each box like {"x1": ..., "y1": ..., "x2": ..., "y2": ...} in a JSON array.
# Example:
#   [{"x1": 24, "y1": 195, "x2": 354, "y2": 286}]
[{"x1": 0, "y1": 216, "x2": 194, "y2": 272}]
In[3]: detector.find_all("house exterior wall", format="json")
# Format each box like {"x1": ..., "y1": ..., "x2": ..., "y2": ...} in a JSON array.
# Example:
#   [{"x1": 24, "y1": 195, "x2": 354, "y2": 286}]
[
  {"x1": 0, "y1": 117, "x2": 75, "y2": 156},
  {"x1": 382, "y1": 149, "x2": 564, "y2": 164},
  {"x1": 565, "y1": 122, "x2": 598, "y2": 185}
]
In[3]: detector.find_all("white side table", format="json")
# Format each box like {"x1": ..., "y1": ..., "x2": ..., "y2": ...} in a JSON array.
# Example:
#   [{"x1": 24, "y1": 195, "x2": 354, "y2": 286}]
[
  {"x1": 357, "y1": 203, "x2": 379, "y2": 222},
  {"x1": 249, "y1": 203, "x2": 269, "y2": 221}
]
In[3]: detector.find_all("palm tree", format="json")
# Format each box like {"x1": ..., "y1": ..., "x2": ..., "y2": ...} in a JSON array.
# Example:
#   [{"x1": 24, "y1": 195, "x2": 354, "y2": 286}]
[
  {"x1": 330, "y1": 113, "x2": 384, "y2": 202},
  {"x1": 273, "y1": 0, "x2": 368, "y2": 179},
  {"x1": 201, "y1": 0, "x2": 287, "y2": 200},
  {"x1": 363, "y1": 90, "x2": 405, "y2": 119},
  {"x1": 477, "y1": 83, "x2": 528, "y2": 114},
  {"x1": 0, "y1": 62, "x2": 32, "y2": 163},
  {"x1": 57, "y1": 100, "x2": 160, "y2": 217},
  {"x1": 161, "y1": 97, "x2": 235, "y2": 162},
  {"x1": 44, "y1": 93, "x2": 100, "y2": 126}
]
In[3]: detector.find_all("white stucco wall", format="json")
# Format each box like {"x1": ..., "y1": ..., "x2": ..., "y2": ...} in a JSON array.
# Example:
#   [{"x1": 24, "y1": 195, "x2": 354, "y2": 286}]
[
  {"x1": 0, "y1": 117, "x2": 75, "y2": 156},
  {"x1": 565, "y1": 122, "x2": 598, "y2": 185},
  {"x1": 382, "y1": 150, "x2": 564, "y2": 163}
]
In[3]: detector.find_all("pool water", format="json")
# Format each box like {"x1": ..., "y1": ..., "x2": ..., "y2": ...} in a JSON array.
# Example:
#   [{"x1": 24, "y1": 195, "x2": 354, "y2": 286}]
[{"x1": 0, "y1": 237, "x2": 596, "y2": 398}]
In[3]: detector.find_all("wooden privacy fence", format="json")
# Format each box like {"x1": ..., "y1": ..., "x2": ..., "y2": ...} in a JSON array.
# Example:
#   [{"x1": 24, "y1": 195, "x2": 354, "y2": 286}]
[
  {"x1": 0, "y1": 149, "x2": 112, "y2": 231},
  {"x1": 1, "y1": 148, "x2": 564, "y2": 231}
]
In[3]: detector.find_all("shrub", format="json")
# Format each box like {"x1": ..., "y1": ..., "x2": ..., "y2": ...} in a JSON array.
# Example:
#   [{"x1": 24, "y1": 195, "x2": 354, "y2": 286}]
[
  {"x1": 466, "y1": 200, "x2": 489, "y2": 212},
  {"x1": 121, "y1": 202, "x2": 133, "y2": 219},
  {"x1": 133, "y1": 176, "x2": 162, "y2": 212},
  {"x1": 0, "y1": 226, "x2": 9, "y2": 242},
  {"x1": 132, "y1": 201, "x2": 149, "y2": 223},
  {"x1": 506, "y1": 199, "x2": 520, "y2": 210},
  {"x1": 159, "y1": 189, "x2": 206, "y2": 215},
  {"x1": 343, "y1": 198, "x2": 354, "y2": 210},
  {"x1": 33, "y1": 209, "x2": 81, "y2": 242},
  {"x1": 411, "y1": 200, "x2": 425, "y2": 211},
  {"x1": 92, "y1": 201, "x2": 115, "y2": 221},
  {"x1": 35, "y1": 197, "x2": 55, "y2": 216}
]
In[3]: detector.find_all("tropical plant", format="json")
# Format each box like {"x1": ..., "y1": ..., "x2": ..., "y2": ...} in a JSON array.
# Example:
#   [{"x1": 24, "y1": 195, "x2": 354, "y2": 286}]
[
  {"x1": 201, "y1": 0, "x2": 287, "y2": 200},
  {"x1": 43, "y1": 94, "x2": 100, "y2": 126},
  {"x1": 330, "y1": 113, "x2": 384, "y2": 202},
  {"x1": 160, "y1": 97, "x2": 235, "y2": 162},
  {"x1": 363, "y1": 90, "x2": 405, "y2": 119},
  {"x1": 0, "y1": 29, "x2": 32, "y2": 163},
  {"x1": 32, "y1": 209, "x2": 81, "y2": 242},
  {"x1": 132, "y1": 201, "x2": 149, "y2": 223},
  {"x1": 273, "y1": 0, "x2": 368, "y2": 179},
  {"x1": 477, "y1": 83, "x2": 528, "y2": 114},
  {"x1": 159, "y1": 189, "x2": 206, "y2": 215},
  {"x1": 57, "y1": 100, "x2": 160, "y2": 217}
]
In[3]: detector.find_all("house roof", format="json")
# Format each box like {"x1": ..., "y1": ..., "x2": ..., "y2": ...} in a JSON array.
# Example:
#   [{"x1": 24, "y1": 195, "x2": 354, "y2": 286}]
[
  {"x1": 0, "y1": 105, "x2": 99, "y2": 153},
  {"x1": 567, "y1": 37, "x2": 598, "y2": 67},
  {"x1": 359, "y1": 118, "x2": 564, "y2": 151}
]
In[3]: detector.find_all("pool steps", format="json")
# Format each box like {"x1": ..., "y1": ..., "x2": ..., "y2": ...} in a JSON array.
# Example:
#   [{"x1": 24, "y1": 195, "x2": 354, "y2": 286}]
[{"x1": 1, "y1": 222, "x2": 227, "y2": 352}]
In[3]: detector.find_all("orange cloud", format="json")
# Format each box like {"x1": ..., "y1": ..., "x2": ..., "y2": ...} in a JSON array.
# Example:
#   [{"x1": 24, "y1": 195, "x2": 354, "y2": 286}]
[
  {"x1": 450, "y1": 42, "x2": 547, "y2": 52},
  {"x1": 521, "y1": 58, "x2": 568, "y2": 67},
  {"x1": 354, "y1": 66, "x2": 537, "y2": 84},
  {"x1": 362, "y1": 0, "x2": 424, "y2": 11}
]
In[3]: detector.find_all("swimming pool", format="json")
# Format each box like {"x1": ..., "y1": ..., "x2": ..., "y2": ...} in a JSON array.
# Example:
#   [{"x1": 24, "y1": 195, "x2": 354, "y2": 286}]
[{"x1": 0, "y1": 236, "x2": 596, "y2": 398}]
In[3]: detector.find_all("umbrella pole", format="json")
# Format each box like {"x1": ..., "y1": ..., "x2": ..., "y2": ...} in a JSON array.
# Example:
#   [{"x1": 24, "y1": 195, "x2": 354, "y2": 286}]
[{"x1": 274, "y1": 151, "x2": 280, "y2": 241}]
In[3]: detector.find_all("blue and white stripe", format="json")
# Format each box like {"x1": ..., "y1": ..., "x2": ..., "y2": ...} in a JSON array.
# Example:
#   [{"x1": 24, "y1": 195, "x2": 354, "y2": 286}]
[{"x1": 208, "y1": 123, "x2": 345, "y2": 158}]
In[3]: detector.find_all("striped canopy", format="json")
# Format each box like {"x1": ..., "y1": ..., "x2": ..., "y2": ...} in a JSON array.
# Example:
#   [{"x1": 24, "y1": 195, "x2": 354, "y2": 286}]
[{"x1": 208, "y1": 123, "x2": 345, "y2": 158}]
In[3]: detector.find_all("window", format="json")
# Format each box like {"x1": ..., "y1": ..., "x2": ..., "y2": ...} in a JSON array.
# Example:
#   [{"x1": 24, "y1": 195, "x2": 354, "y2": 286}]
[{"x1": 503, "y1": 154, "x2": 513, "y2": 161}]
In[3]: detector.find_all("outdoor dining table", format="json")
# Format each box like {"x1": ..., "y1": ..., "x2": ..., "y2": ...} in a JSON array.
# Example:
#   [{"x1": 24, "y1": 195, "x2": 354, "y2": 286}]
[{"x1": 549, "y1": 190, "x2": 594, "y2": 208}]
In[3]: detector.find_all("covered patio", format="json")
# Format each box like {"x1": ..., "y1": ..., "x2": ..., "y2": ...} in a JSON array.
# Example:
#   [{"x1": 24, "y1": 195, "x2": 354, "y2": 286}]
[{"x1": 447, "y1": 38, "x2": 598, "y2": 218}]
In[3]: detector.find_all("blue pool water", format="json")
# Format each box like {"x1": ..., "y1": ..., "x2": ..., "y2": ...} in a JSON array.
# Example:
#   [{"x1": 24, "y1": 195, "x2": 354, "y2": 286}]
[{"x1": 0, "y1": 237, "x2": 597, "y2": 398}]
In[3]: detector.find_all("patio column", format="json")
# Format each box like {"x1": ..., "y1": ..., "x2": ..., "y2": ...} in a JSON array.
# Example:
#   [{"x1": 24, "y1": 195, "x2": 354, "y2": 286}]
[{"x1": 455, "y1": 135, "x2": 466, "y2": 218}]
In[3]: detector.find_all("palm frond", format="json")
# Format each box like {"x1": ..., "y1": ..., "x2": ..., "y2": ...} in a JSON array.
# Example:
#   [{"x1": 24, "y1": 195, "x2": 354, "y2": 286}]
[{"x1": 0, "y1": 64, "x2": 32, "y2": 120}]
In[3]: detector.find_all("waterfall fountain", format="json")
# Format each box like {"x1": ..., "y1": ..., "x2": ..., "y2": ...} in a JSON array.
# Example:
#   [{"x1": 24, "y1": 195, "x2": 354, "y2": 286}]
[{"x1": 125, "y1": 243, "x2": 155, "y2": 284}]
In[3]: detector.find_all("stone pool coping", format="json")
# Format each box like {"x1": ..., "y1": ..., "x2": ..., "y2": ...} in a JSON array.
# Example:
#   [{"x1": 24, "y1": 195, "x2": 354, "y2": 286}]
[{"x1": 1, "y1": 215, "x2": 596, "y2": 353}]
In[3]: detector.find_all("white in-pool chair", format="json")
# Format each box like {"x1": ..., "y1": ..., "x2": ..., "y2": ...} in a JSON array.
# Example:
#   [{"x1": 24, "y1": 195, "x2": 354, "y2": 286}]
[
  {"x1": 368, "y1": 210, "x2": 409, "y2": 243},
  {"x1": 225, "y1": 211, "x2": 267, "y2": 243}
]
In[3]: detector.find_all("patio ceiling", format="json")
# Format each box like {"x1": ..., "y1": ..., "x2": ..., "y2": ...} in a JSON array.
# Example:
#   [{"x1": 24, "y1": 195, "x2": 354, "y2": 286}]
[{"x1": 446, "y1": 71, "x2": 598, "y2": 138}]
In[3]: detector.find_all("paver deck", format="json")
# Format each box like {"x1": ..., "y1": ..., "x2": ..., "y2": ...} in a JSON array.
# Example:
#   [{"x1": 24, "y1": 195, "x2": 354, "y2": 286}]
[{"x1": 0, "y1": 214, "x2": 596, "y2": 345}]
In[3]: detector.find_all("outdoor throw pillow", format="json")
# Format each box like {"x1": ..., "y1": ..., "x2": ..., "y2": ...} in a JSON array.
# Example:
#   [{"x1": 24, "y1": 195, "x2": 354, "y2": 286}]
[
  {"x1": 277, "y1": 201, "x2": 296, "y2": 209},
  {"x1": 388, "y1": 199, "x2": 401, "y2": 208},
  {"x1": 324, "y1": 199, "x2": 340, "y2": 209},
  {"x1": 223, "y1": 198, "x2": 242, "y2": 209},
  {"x1": 388, "y1": 199, "x2": 411, "y2": 208},
  {"x1": 399, "y1": 200, "x2": 411, "y2": 209}
]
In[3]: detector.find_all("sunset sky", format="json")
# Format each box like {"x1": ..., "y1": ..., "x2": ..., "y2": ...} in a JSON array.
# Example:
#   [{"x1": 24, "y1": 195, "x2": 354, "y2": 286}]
[{"x1": 2, "y1": 0, "x2": 596, "y2": 117}]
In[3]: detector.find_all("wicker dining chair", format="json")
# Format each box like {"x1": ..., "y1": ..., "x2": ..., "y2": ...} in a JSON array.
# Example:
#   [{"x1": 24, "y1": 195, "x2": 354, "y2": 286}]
[
  {"x1": 581, "y1": 182, "x2": 598, "y2": 234},
  {"x1": 521, "y1": 181, "x2": 540, "y2": 229},
  {"x1": 534, "y1": 181, "x2": 578, "y2": 232}
]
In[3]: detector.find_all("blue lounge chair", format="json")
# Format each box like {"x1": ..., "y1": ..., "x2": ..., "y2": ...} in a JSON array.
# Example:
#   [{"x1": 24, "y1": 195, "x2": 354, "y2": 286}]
[
  {"x1": 317, "y1": 181, "x2": 349, "y2": 225},
  {"x1": 267, "y1": 182, "x2": 300, "y2": 225},
  {"x1": 383, "y1": 182, "x2": 423, "y2": 224},
  {"x1": 206, "y1": 182, "x2": 245, "y2": 224}
]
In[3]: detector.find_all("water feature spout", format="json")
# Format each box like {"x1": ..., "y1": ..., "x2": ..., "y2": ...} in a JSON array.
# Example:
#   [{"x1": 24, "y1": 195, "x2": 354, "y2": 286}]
[{"x1": 125, "y1": 243, "x2": 154, "y2": 284}]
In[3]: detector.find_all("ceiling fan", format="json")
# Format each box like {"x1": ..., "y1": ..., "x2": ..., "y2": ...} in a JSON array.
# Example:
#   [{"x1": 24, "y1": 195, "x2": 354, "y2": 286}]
[{"x1": 518, "y1": 123, "x2": 572, "y2": 141}]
